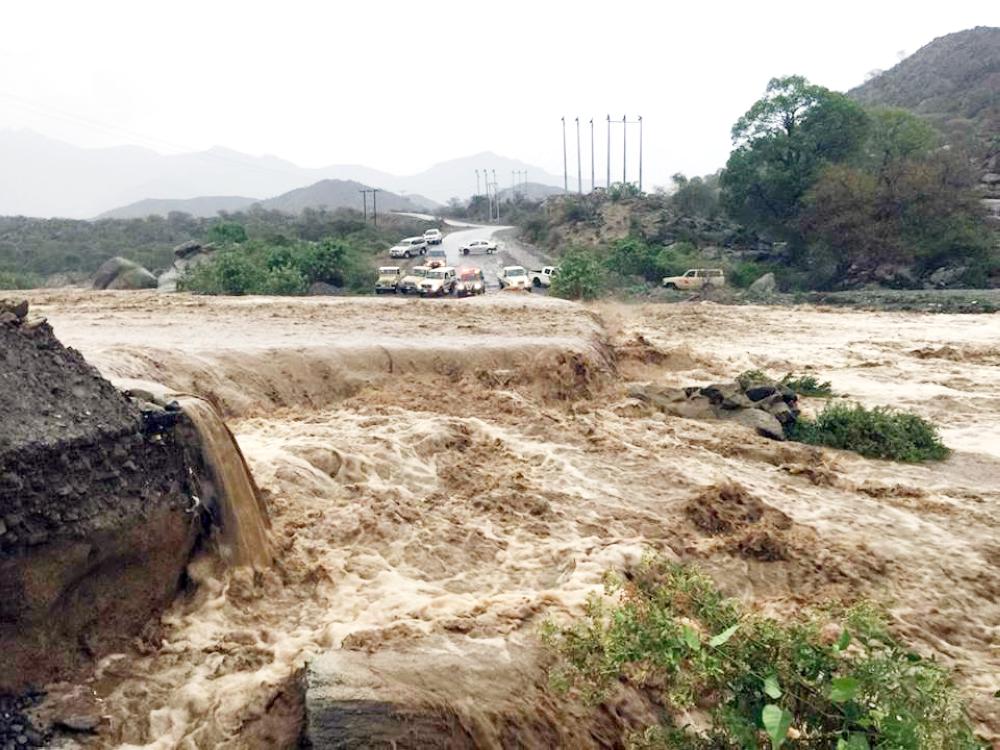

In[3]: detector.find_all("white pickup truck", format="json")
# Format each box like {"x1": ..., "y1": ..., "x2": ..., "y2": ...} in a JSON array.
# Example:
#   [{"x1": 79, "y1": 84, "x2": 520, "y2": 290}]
[
  {"x1": 497, "y1": 265, "x2": 531, "y2": 291},
  {"x1": 528, "y1": 266, "x2": 559, "y2": 288}
]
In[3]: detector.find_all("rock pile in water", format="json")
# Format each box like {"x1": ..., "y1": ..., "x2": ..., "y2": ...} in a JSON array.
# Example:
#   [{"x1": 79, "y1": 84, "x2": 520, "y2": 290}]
[{"x1": 629, "y1": 378, "x2": 799, "y2": 440}]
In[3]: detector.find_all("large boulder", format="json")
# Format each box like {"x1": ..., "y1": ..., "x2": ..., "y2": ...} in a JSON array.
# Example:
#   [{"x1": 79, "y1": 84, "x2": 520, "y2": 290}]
[
  {"x1": 746, "y1": 272, "x2": 776, "y2": 297},
  {"x1": 92, "y1": 257, "x2": 156, "y2": 290},
  {"x1": 158, "y1": 241, "x2": 216, "y2": 292}
]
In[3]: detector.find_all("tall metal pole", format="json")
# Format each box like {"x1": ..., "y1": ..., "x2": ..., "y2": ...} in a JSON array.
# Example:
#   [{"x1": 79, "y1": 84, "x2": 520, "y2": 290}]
[
  {"x1": 359, "y1": 190, "x2": 367, "y2": 221},
  {"x1": 492, "y1": 169, "x2": 498, "y2": 222},
  {"x1": 475, "y1": 169, "x2": 480, "y2": 197},
  {"x1": 372, "y1": 189, "x2": 379, "y2": 227},
  {"x1": 589, "y1": 119, "x2": 595, "y2": 194},
  {"x1": 606, "y1": 114, "x2": 611, "y2": 188},
  {"x1": 575, "y1": 117, "x2": 582, "y2": 194},
  {"x1": 622, "y1": 114, "x2": 627, "y2": 186},
  {"x1": 561, "y1": 116, "x2": 568, "y2": 193},
  {"x1": 638, "y1": 116, "x2": 643, "y2": 193},
  {"x1": 484, "y1": 165, "x2": 490, "y2": 220}
]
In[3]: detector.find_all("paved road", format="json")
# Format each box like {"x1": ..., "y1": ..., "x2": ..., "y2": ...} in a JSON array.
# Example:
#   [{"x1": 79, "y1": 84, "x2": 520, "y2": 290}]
[{"x1": 388, "y1": 216, "x2": 551, "y2": 293}]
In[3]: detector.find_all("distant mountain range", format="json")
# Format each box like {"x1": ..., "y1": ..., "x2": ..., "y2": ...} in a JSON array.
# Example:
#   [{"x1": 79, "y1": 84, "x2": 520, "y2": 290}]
[
  {"x1": 849, "y1": 26, "x2": 999, "y2": 191},
  {"x1": 0, "y1": 128, "x2": 566, "y2": 219},
  {"x1": 98, "y1": 180, "x2": 437, "y2": 220}
]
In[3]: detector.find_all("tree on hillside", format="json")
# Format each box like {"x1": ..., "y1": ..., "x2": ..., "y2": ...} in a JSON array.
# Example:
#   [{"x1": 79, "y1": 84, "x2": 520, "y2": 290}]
[
  {"x1": 801, "y1": 109, "x2": 991, "y2": 282},
  {"x1": 721, "y1": 76, "x2": 869, "y2": 244}
]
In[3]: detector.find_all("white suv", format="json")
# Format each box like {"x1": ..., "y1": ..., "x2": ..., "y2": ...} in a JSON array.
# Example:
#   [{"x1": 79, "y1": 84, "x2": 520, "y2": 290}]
[
  {"x1": 423, "y1": 228, "x2": 443, "y2": 245},
  {"x1": 419, "y1": 267, "x2": 457, "y2": 297},
  {"x1": 389, "y1": 237, "x2": 428, "y2": 258},
  {"x1": 662, "y1": 268, "x2": 725, "y2": 291}
]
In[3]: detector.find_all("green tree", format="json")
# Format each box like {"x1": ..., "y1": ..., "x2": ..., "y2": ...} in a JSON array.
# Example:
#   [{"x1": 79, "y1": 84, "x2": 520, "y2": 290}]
[
  {"x1": 721, "y1": 76, "x2": 869, "y2": 243},
  {"x1": 207, "y1": 221, "x2": 247, "y2": 245},
  {"x1": 550, "y1": 247, "x2": 605, "y2": 300}
]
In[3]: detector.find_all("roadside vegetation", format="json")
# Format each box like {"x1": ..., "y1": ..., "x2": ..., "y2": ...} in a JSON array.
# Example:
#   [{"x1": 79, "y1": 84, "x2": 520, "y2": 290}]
[
  {"x1": 738, "y1": 370, "x2": 834, "y2": 398},
  {"x1": 544, "y1": 558, "x2": 984, "y2": 749}
]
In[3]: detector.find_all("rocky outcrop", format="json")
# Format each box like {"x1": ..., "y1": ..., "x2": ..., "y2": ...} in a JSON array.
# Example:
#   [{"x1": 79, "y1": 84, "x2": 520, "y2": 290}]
[
  {"x1": 302, "y1": 635, "x2": 658, "y2": 749},
  {"x1": 91, "y1": 257, "x2": 157, "y2": 290},
  {"x1": 629, "y1": 378, "x2": 799, "y2": 441},
  {"x1": 0, "y1": 300, "x2": 200, "y2": 692},
  {"x1": 157, "y1": 240, "x2": 216, "y2": 292}
]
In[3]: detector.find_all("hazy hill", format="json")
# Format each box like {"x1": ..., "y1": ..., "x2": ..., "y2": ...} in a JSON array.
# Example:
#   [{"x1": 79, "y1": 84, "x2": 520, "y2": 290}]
[
  {"x1": 259, "y1": 179, "x2": 429, "y2": 214},
  {"x1": 849, "y1": 26, "x2": 999, "y2": 186},
  {"x1": 98, "y1": 195, "x2": 258, "y2": 219},
  {"x1": 0, "y1": 129, "x2": 561, "y2": 218},
  {"x1": 497, "y1": 182, "x2": 567, "y2": 202}
]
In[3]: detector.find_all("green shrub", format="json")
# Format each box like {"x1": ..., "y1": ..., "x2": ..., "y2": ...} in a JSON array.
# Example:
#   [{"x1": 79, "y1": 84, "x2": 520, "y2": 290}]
[
  {"x1": 544, "y1": 558, "x2": 983, "y2": 749},
  {"x1": 780, "y1": 373, "x2": 833, "y2": 397},
  {"x1": 207, "y1": 221, "x2": 248, "y2": 245},
  {"x1": 179, "y1": 237, "x2": 371, "y2": 296},
  {"x1": 0, "y1": 270, "x2": 42, "y2": 290},
  {"x1": 789, "y1": 402, "x2": 948, "y2": 461},
  {"x1": 550, "y1": 247, "x2": 606, "y2": 300}
]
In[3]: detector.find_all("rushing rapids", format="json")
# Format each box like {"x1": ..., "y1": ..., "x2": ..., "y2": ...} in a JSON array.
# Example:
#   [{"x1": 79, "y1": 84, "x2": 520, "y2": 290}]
[
  {"x1": 175, "y1": 395, "x2": 273, "y2": 571},
  {"x1": 17, "y1": 290, "x2": 1000, "y2": 747}
]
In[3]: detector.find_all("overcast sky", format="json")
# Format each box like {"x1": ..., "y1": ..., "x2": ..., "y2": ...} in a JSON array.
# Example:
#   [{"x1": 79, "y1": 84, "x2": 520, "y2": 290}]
[{"x1": 2, "y1": 0, "x2": 997, "y2": 188}]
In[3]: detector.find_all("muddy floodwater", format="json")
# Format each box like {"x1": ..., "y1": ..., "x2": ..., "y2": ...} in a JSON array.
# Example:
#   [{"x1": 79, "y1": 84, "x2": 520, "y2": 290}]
[{"x1": 25, "y1": 290, "x2": 1000, "y2": 747}]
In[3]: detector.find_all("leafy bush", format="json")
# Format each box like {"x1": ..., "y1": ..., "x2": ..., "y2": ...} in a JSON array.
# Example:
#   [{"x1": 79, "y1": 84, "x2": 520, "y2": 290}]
[
  {"x1": 179, "y1": 236, "x2": 372, "y2": 296},
  {"x1": 207, "y1": 221, "x2": 248, "y2": 245},
  {"x1": 550, "y1": 247, "x2": 606, "y2": 300},
  {"x1": 789, "y1": 403, "x2": 948, "y2": 461},
  {"x1": 609, "y1": 182, "x2": 642, "y2": 201},
  {"x1": 544, "y1": 558, "x2": 983, "y2": 749},
  {"x1": 0, "y1": 270, "x2": 42, "y2": 290}
]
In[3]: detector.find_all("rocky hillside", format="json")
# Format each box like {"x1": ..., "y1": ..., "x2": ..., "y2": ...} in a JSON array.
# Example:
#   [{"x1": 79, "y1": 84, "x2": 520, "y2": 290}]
[{"x1": 849, "y1": 26, "x2": 1000, "y2": 194}]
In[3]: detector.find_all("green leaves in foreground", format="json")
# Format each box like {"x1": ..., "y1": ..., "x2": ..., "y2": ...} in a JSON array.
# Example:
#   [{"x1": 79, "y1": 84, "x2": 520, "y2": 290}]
[
  {"x1": 544, "y1": 557, "x2": 983, "y2": 749},
  {"x1": 789, "y1": 402, "x2": 949, "y2": 462},
  {"x1": 762, "y1": 704, "x2": 793, "y2": 748}
]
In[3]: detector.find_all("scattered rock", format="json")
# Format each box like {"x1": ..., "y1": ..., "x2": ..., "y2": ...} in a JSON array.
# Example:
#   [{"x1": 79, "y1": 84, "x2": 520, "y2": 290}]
[
  {"x1": 927, "y1": 266, "x2": 967, "y2": 288},
  {"x1": 746, "y1": 272, "x2": 776, "y2": 297},
  {"x1": 0, "y1": 299, "x2": 29, "y2": 320},
  {"x1": 719, "y1": 407, "x2": 786, "y2": 440}
]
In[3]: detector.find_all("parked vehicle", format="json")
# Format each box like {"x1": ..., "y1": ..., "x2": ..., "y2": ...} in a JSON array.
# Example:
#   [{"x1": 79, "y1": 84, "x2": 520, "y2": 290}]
[
  {"x1": 389, "y1": 237, "x2": 428, "y2": 259},
  {"x1": 460, "y1": 238, "x2": 497, "y2": 255},
  {"x1": 419, "y1": 266, "x2": 457, "y2": 297},
  {"x1": 374, "y1": 266, "x2": 402, "y2": 294},
  {"x1": 528, "y1": 266, "x2": 559, "y2": 288},
  {"x1": 399, "y1": 265, "x2": 431, "y2": 294},
  {"x1": 423, "y1": 228, "x2": 443, "y2": 245},
  {"x1": 661, "y1": 268, "x2": 725, "y2": 290},
  {"x1": 455, "y1": 267, "x2": 486, "y2": 297},
  {"x1": 497, "y1": 265, "x2": 530, "y2": 290},
  {"x1": 426, "y1": 247, "x2": 448, "y2": 268}
]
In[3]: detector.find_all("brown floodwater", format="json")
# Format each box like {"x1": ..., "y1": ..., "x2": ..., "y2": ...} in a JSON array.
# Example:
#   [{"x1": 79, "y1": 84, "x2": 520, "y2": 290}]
[{"x1": 25, "y1": 290, "x2": 1000, "y2": 747}]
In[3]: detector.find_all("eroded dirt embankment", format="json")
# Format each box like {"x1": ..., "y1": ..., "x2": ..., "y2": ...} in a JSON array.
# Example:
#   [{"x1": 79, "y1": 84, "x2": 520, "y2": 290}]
[{"x1": 25, "y1": 290, "x2": 1000, "y2": 748}]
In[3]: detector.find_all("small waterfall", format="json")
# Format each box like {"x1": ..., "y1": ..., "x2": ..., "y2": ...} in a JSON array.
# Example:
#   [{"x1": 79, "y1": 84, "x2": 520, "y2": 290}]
[{"x1": 176, "y1": 395, "x2": 273, "y2": 570}]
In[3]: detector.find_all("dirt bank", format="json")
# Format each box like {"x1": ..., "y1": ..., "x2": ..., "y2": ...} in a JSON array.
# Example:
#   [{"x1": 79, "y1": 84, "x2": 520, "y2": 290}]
[{"x1": 22, "y1": 291, "x2": 1000, "y2": 747}]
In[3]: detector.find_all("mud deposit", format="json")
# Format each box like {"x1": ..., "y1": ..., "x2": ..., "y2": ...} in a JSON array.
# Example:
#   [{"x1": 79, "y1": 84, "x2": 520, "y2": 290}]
[{"x1": 24, "y1": 291, "x2": 1000, "y2": 747}]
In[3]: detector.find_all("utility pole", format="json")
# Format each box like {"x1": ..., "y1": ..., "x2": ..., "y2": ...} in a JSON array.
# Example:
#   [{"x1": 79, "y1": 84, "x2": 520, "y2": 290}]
[
  {"x1": 475, "y1": 169, "x2": 480, "y2": 197},
  {"x1": 638, "y1": 115, "x2": 643, "y2": 193},
  {"x1": 359, "y1": 189, "x2": 368, "y2": 221},
  {"x1": 561, "y1": 116, "x2": 568, "y2": 193},
  {"x1": 492, "y1": 169, "x2": 498, "y2": 222},
  {"x1": 511, "y1": 169, "x2": 516, "y2": 198},
  {"x1": 576, "y1": 117, "x2": 582, "y2": 194},
  {"x1": 606, "y1": 114, "x2": 611, "y2": 188},
  {"x1": 622, "y1": 114, "x2": 627, "y2": 186},
  {"x1": 372, "y1": 188, "x2": 380, "y2": 227},
  {"x1": 589, "y1": 118, "x2": 595, "y2": 194}
]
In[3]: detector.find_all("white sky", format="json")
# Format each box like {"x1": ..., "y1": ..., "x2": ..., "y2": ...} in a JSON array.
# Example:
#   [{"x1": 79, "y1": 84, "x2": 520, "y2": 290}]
[{"x1": 2, "y1": 0, "x2": 997, "y2": 187}]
